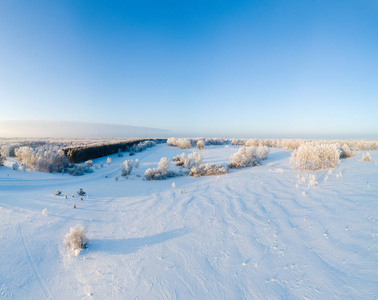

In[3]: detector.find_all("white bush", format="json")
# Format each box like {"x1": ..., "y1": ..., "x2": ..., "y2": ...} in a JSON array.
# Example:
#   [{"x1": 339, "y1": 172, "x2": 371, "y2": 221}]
[
  {"x1": 106, "y1": 157, "x2": 111, "y2": 165},
  {"x1": 173, "y1": 153, "x2": 187, "y2": 166},
  {"x1": 290, "y1": 143, "x2": 340, "y2": 170},
  {"x1": 167, "y1": 138, "x2": 192, "y2": 149},
  {"x1": 144, "y1": 157, "x2": 176, "y2": 180},
  {"x1": 362, "y1": 153, "x2": 372, "y2": 162},
  {"x1": 64, "y1": 225, "x2": 88, "y2": 252},
  {"x1": 229, "y1": 146, "x2": 269, "y2": 168},
  {"x1": 339, "y1": 144, "x2": 354, "y2": 158},
  {"x1": 185, "y1": 152, "x2": 203, "y2": 168},
  {"x1": 197, "y1": 140, "x2": 205, "y2": 150},
  {"x1": 121, "y1": 159, "x2": 134, "y2": 177},
  {"x1": 189, "y1": 163, "x2": 228, "y2": 177}
]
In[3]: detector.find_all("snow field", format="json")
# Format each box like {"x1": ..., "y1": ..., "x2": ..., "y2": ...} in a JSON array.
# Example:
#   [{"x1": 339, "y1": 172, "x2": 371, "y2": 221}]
[{"x1": 0, "y1": 144, "x2": 377, "y2": 299}]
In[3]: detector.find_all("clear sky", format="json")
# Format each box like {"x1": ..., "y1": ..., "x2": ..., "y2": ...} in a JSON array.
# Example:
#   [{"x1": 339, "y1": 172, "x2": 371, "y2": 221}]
[{"x1": 1, "y1": 0, "x2": 377, "y2": 138}]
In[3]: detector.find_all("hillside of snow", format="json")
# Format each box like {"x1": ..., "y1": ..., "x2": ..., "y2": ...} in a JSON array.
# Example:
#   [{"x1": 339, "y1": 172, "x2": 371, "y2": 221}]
[{"x1": 0, "y1": 144, "x2": 377, "y2": 299}]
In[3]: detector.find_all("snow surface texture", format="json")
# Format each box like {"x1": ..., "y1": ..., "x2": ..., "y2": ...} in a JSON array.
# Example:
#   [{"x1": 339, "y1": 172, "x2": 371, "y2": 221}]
[{"x1": 0, "y1": 144, "x2": 377, "y2": 299}]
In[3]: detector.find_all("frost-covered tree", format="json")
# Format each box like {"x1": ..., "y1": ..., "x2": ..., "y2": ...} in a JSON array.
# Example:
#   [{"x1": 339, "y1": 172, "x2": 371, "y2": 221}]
[
  {"x1": 185, "y1": 152, "x2": 203, "y2": 168},
  {"x1": 106, "y1": 157, "x2": 111, "y2": 165},
  {"x1": 144, "y1": 157, "x2": 176, "y2": 180},
  {"x1": 197, "y1": 140, "x2": 205, "y2": 150},
  {"x1": 134, "y1": 159, "x2": 139, "y2": 169},
  {"x1": 121, "y1": 159, "x2": 134, "y2": 177}
]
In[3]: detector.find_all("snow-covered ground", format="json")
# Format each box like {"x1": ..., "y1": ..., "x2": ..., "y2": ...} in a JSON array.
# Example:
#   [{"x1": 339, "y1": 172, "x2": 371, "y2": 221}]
[{"x1": 0, "y1": 144, "x2": 377, "y2": 299}]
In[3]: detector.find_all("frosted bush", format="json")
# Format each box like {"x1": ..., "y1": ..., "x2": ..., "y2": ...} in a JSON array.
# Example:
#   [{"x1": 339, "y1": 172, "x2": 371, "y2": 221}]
[
  {"x1": 42, "y1": 208, "x2": 47, "y2": 216},
  {"x1": 173, "y1": 153, "x2": 187, "y2": 166},
  {"x1": 197, "y1": 140, "x2": 205, "y2": 150},
  {"x1": 64, "y1": 225, "x2": 88, "y2": 252},
  {"x1": 144, "y1": 157, "x2": 177, "y2": 180},
  {"x1": 229, "y1": 146, "x2": 269, "y2": 168},
  {"x1": 55, "y1": 190, "x2": 62, "y2": 196},
  {"x1": 290, "y1": 143, "x2": 340, "y2": 170},
  {"x1": 185, "y1": 152, "x2": 203, "y2": 168},
  {"x1": 134, "y1": 159, "x2": 139, "y2": 169},
  {"x1": 189, "y1": 163, "x2": 228, "y2": 177},
  {"x1": 14, "y1": 146, "x2": 68, "y2": 173},
  {"x1": 121, "y1": 159, "x2": 134, "y2": 177},
  {"x1": 167, "y1": 138, "x2": 192, "y2": 149},
  {"x1": 339, "y1": 144, "x2": 354, "y2": 158},
  {"x1": 172, "y1": 182, "x2": 176, "y2": 189},
  {"x1": 107, "y1": 157, "x2": 111, "y2": 165},
  {"x1": 362, "y1": 153, "x2": 372, "y2": 162}
]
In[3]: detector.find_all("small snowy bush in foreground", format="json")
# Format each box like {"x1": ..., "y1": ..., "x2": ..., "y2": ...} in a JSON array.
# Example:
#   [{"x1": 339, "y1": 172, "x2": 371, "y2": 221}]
[
  {"x1": 64, "y1": 225, "x2": 88, "y2": 253},
  {"x1": 290, "y1": 143, "x2": 340, "y2": 170},
  {"x1": 362, "y1": 153, "x2": 372, "y2": 162}
]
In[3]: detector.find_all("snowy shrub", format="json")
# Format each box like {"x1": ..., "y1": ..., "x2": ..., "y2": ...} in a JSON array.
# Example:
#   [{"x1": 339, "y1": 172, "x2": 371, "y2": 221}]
[
  {"x1": 121, "y1": 159, "x2": 134, "y2": 177},
  {"x1": 167, "y1": 138, "x2": 192, "y2": 149},
  {"x1": 173, "y1": 153, "x2": 187, "y2": 166},
  {"x1": 107, "y1": 157, "x2": 111, "y2": 165},
  {"x1": 197, "y1": 140, "x2": 205, "y2": 150},
  {"x1": 185, "y1": 152, "x2": 203, "y2": 168},
  {"x1": 134, "y1": 159, "x2": 139, "y2": 169},
  {"x1": 12, "y1": 162, "x2": 19, "y2": 171},
  {"x1": 172, "y1": 182, "x2": 176, "y2": 189},
  {"x1": 14, "y1": 146, "x2": 68, "y2": 173},
  {"x1": 229, "y1": 146, "x2": 269, "y2": 168},
  {"x1": 21, "y1": 163, "x2": 27, "y2": 172},
  {"x1": 77, "y1": 188, "x2": 86, "y2": 196},
  {"x1": 189, "y1": 163, "x2": 228, "y2": 177},
  {"x1": 144, "y1": 157, "x2": 177, "y2": 180},
  {"x1": 55, "y1": 190, "x2": 62, "y2": 196},
  {"x1": 73, "y1": 203, "x2": 76, "y2": 209},
  {"x1": 64, "y1": 225, "x2": 88, "y2": 252},
  {"x1": 290, "y1": 143, "x2": 340, "y2": 170},
  {"x1": 362, "y1": 153, "x2": 372, "y2": 162},
  {"x1": 42, "y1": 208, "x2": 47, "y2": 216},
  {"x1": 85, "y1": 160, "x2": 93, "y2": 166},
  {"x1": 339, "y1": 144, "x2": 354, "y2": 158}
]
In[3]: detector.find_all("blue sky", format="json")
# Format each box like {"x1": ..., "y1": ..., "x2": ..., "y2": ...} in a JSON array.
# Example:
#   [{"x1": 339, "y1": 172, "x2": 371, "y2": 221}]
[{"x1": 0, "y1": 0, "x2": 377, "y2": 138}]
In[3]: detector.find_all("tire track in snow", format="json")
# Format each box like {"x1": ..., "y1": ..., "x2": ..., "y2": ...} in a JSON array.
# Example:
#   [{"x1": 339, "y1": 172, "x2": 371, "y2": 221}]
[{"x1": 18, "y1": 224, "x2": 54, "y2": 300}]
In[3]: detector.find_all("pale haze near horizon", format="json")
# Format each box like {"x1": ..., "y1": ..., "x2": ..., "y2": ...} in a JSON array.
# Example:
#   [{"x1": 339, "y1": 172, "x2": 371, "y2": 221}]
[{"x1": 1, "y1": 1, "x2": 377, "y2": 138}]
